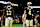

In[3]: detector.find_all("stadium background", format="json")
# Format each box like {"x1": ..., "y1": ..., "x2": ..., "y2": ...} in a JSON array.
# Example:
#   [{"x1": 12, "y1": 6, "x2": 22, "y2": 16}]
[{"x1": 0, "y1": 0, "x2": 40, "y2": 27}]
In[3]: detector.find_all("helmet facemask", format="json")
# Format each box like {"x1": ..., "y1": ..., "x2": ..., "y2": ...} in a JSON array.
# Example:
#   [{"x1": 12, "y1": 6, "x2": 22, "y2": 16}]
[{"x1": 7, "y1": 5, "x2": 11, "y2": 10}]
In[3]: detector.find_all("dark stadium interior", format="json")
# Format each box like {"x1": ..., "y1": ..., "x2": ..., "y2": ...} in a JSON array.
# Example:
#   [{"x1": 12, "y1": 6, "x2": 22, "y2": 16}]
[{"x1": 0, "y1": 0, "x2": 40, "y2": 16}]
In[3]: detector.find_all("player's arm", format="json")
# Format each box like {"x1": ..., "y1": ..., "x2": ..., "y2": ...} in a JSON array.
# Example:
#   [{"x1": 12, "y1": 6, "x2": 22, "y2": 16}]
[
  {"x1": 3, "y1": 9, "x2": 5, "y2": 15},
  {"x1": 22, "y1": 15, "x2": 24, "y2": 22},
  {"x1": 34, "y1": 15, "x2": 38, "y2": 22},
  {"x1": 13, "y1": 10, "x2": 14, "y2": 18},
  {"x1": 34, "y1": 16, "x2": 37, "y2": 22},
  {"x1": 22, "y1": 7, "x2": 27, "y2": 22},
  {"x1": 22, "y1": 14, "x2": 25, "y2": 22},
  {"x1": 22, "y1": 8, "x2": 26, "y2": 22},
  {"x1": 3, "y1": 9, "x2": 6, "y2": 18},
  {"x1": 0, "y1": 9, "x2": 6, "y2": 18},
  {"x1": 12, "y1": 9, "x2": 15, "y2": 23}
]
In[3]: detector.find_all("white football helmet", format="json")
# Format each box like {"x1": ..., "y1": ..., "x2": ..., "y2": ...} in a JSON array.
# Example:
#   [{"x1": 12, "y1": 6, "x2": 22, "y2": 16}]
[{"x1": 27, "y1": 2, "x2": 32, "y2": 6}]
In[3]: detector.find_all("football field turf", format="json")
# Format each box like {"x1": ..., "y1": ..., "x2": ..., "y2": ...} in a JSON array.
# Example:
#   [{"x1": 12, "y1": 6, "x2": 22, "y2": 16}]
[{"x1": 1, "y1": 24, "x2": 38, "y2": 27}]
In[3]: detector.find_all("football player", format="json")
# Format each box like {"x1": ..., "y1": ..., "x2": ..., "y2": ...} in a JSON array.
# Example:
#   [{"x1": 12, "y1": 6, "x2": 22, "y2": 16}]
[
  {"x1": 3, "y1": 3, "x2": 14, "y2": 27},
  {"x1": 25, "y1": 2, "x2": 33, "y2": 27}
]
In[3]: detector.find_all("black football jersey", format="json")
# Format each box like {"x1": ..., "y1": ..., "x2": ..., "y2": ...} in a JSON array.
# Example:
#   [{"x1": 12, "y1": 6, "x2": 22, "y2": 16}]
[
  {"x1": 24, "y1": 7, "x2": 35, "y2": 20},
  {"x1": 3, "y1": 6, "x2": 14, "y2": 17}
]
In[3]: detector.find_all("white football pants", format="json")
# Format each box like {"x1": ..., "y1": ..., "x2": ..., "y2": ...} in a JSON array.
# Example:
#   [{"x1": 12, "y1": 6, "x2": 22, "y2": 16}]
[{"x1": 5, "y1": 17, "x2": 13, "y2": 27}]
